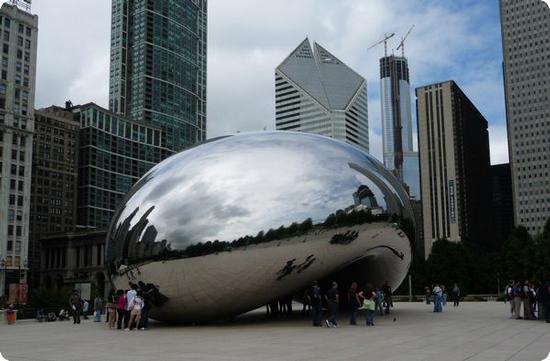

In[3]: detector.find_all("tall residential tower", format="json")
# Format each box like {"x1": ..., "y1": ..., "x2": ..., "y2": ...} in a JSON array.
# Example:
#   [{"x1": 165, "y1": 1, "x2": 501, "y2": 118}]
[
  {"x1": 275, "y1": 39, "x2": 369, "y2": 152},
  {"x1": 0, "y1": 1, "x2": 37, "y2": 295},
  {"x1": 500, "y1": 0, "x2": 550, "y2": 233},
  {"x1": 379, "y1": 55, "x2": 419, "y2": 199},
  {"x1": 109, "y1": 0, "x2": 207, "y2": 151}
]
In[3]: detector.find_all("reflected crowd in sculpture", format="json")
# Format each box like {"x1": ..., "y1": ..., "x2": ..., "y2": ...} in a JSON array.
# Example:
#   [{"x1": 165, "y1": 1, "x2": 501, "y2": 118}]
[{"x1": 106, "y1": 132, "x2": 414, "y2": 323}]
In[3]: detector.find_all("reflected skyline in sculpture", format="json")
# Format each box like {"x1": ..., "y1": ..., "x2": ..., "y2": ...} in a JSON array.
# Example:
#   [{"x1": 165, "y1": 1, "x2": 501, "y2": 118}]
[{"x1": 106, "y1": 132, "x2": 414, "y2": 322}]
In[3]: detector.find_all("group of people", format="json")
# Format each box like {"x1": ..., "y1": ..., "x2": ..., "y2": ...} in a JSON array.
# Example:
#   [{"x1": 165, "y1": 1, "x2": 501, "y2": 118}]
[
  {"x1": 425, "y1": 284, "x2": 461, "y2": 312},
  {"x1": 109, "y1": 282, "x2": 151, "y2": 331},
  {"x1": 303, "y1": 280, "x2": 394, "y2": 328},
  {"x1": 505, "y1": 280, "x2": 550, "y2": 322},
  {"x1": 67, "y1": 282, "x2": 153, "y2": 331}
]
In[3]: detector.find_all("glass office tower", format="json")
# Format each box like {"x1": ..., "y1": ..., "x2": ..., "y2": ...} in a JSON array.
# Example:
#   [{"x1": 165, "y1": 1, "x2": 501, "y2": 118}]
[{"x1": 109, "y1": 0, "x2": 207, "y2": 151}]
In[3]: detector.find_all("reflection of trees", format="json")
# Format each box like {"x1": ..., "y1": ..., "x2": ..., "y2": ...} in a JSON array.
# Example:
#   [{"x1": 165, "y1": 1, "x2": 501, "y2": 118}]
[
  {"x1": 155, "y1": 209, "x2": 392, "y2": 260},
  {"x1": 323, "y1": 208, "x2": 387, "y2": 228},
  {"x1": 112, "y1": 204, "x2": 396, "y2": 265}
]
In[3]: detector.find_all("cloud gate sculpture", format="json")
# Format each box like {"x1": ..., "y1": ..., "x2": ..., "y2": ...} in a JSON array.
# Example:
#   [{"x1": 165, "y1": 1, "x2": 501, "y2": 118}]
[{"x1": 106, "y1": 132, "x2": 413, "y2": 323}]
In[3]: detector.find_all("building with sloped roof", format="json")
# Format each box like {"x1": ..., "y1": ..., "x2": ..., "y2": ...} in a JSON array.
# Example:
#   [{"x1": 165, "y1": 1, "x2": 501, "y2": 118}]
[{"x1": 275, "y1": 39, "x2": 369, "y2": 152}]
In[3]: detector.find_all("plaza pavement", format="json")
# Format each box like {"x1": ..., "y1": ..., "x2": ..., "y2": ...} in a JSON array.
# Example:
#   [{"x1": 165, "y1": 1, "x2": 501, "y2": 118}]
[{"x1": 0, "y1": 302, "x2": 549, "y2": 361}]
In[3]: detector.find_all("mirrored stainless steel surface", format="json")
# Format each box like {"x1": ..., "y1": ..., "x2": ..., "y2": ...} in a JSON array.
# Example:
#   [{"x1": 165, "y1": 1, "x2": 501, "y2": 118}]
[{"x1": 106, "y1": 131, "x2": 413, "y2": 322}]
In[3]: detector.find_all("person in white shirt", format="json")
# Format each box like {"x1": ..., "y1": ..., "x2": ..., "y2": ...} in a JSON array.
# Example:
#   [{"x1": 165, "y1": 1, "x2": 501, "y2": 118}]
[
  {"x1": 126, "y1": 291, "x2": 144, "y2": 331},
  {"x1": 124, "y1": 283, "x2": 138, "y2": 329}
]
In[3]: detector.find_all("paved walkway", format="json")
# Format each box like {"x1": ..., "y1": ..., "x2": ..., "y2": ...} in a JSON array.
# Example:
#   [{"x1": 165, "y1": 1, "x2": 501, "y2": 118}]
[{"x1": 0, "y1": 302, "x2": 549, "y2": 361}]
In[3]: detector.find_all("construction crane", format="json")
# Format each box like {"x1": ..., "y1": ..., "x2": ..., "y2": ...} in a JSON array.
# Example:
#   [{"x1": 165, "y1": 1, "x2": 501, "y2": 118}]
[
  {"x1": 368, "y1": 32, "x2": 395, "y2": 57},
  {"x1": 396, "y1": 25, "x2": 415, "y2": 57}
]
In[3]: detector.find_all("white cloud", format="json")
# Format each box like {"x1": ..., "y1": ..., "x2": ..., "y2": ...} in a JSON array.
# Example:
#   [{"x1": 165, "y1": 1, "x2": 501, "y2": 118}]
[{"x1": 30, "y1": 0, "x2": 507, "y2": 163}]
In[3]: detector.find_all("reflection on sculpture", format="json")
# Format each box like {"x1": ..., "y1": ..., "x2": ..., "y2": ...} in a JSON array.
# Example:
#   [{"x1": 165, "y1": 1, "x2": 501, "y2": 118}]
[{"x1": 106, "y1": 131, "x2": 414, "y2": 323}]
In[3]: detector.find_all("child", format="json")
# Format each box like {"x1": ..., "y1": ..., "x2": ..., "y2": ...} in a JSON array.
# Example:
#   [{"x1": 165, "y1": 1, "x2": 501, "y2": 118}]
[{"x1": 359, "y1": 294, "x2": 376, "y2": 326}]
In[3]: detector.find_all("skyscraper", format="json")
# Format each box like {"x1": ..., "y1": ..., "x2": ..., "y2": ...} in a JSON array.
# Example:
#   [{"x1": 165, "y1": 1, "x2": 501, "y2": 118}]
[
  {"x1": 73, "y1": 103, "x2": 171, "y2": 229},
  {"x1": 109, "y1": 0, "x2": 207, "y2": 152},
  {"x1": 500, "y1": 0, "x2": 550, "y2": 234},
  {"x1": 379, "y1": 55, "x2": 419, "y2": 199},
  {"x1": 275, "y1": 39, "x2": 369, "y2": 152},
  {"x1": 29, "y1": 106, "x2": 79, "y2": 287},
  {"x1": 0, "y1": 1, "x2": 37, "y2": 296},
  {"x1": 416, "y1": 81, "x2": 491, "y2": 258}
]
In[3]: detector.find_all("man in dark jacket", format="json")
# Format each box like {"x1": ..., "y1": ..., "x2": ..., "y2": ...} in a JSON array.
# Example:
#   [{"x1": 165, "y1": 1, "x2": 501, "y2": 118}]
[
  {"x1": 69, "y1": 291, "x2": 82, "y2": 324},
  {"x1": 542, "y1": 280, "x2": 550, "y2": 323}
]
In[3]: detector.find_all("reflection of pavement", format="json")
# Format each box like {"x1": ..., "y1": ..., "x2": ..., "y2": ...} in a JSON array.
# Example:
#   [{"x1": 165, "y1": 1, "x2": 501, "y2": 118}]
[
  {"x1": 1, "y1": 303, "x2": 550, "y2": 361},
  {"x1": 113, "y1": 222, "x2": 411, "y2": 323}
]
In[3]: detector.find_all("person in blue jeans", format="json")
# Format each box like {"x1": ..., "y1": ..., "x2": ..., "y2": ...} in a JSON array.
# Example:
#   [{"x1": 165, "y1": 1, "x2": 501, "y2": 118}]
[
  {"x1": 359, "y1": 294, "x2": 376, "y2": 326},
  {"x1": 433, "y1": 284, "x2": 443, "y2": 312},
  {"x1": 310, "y1": 281, "x2": 323, "y2": 326},
  {"x1": 348, "y1": 282, "x2": 360, "y2": 325}
]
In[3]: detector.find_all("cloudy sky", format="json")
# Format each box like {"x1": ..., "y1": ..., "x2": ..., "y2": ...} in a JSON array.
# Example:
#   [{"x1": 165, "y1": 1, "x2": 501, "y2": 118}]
[{"x1": 30, "y1": 0, "x2": 508, "y2": 164}]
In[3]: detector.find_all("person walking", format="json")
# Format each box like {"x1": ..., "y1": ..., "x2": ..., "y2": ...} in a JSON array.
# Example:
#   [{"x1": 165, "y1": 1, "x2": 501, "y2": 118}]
[
  {"x1": 359, "y1": 292, "x2": 376, "y2": 326},
  {"x1": 433, "y1": 284, "x2": 443, "y2": 312},
  {"x1": 93, "y1": 296, "x2": 103, "y2": 322},
  {"x1": 348, "y1": 282, "x2": 360, "y2": 325},
  {"x1": 69, "y1": 291, "x2": 82, "y2": 324},
  {"x1": 310, "y1": 282, "x2": 323, "y2": 327},
  {"x1": 115, "y1": 289, "x2": 126, "y2": 330},
  {"x1": 452, "y1": 284, "x2": 460, "y2": 307},
  {"x1": 325, "y1": 282, "x2": 339, "y2": 328}
]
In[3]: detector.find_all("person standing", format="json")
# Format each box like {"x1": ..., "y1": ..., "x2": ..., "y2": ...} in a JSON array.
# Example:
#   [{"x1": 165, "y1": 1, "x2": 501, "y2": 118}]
[
  {"x1": 504, "y1": 280, "x2": 515, "y2": 318},
  {"x1": 348, "y1": 282, "x2": 360, "y2": 325},
  {"x1": 425, "y1": 286, "x2": 432, "y2": 305},
  {"x1": 521, "y1": 281, "x2": 533, "y2": 320},
  {"x1": 69, "y1": 291, "x2": 82, "y2": 324},
  {"x1": 359, "y1": 292, "x2": 376, "y2": 326},
  {"x1": 543, "y1": 280, "x2": 550, "y2": 323},
  {"x1": 452, "y1": 284, "x2": 460, "y2": 307},
  {"x1": 82, "y1": 299, "x2": 89, "y2": 320},
  {"x1": 381, "y1": 281, "x2": 393, "y2": 315},
  {"x1": 375, "y1": 288, "x2": 384, "y2": 316},
  {"x1": 126, "y1": 291, "x2": 144, "y2": 331},
  {"x1": 325, "y1": 282, "x2": 339, "y2": 328},
  {"x1": 125, "y1": 283, "x2": 138, "y2": 328},
  {"x1": 310, "y1": 282, "x2": 322, "y2": 327},
  {"x1": 115, "y1": 290, "x2": 126, "y2": 330},
  {"x1": 512, "y1": 281, "x2": 523, "y2": 319},
  {"x1": 93, "y1": 296, "x2": 103, "y2": 322},
  {"x1": 106, "y1": 301, "x2": 117, "y2": 329},
  {"x1": 140, "y1": 288, "x2": 151, "y2": 330}
]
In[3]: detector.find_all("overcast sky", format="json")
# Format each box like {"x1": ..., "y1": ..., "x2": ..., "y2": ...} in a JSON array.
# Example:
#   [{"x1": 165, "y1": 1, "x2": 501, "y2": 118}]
[{"x1": 29, "y1": 0, "x2": 508, "y2": 164}]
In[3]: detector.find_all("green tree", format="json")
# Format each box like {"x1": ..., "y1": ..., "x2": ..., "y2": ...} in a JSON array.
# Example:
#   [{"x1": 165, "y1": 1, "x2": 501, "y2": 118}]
[
  {"x1": 501, "y1": 226, "x2": 535, "y2": 281},
  {"x1": 425, "y1": 239, "x2": 474, "y2": 293}
]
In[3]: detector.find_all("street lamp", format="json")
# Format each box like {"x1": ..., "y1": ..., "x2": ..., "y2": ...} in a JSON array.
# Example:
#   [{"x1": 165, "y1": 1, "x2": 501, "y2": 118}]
[{"x1": 0, "y1": 258, "x2": 6, "y2": 297}]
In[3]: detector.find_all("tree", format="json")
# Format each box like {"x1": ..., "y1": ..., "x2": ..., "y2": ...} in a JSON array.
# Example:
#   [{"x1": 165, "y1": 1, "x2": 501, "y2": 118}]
[
  {"x1": 424, "y1": 239, "x2": 475, "y2": 293},
  {"x1": 500, "y1": 226, "x2": 535, "y2": 281}
]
